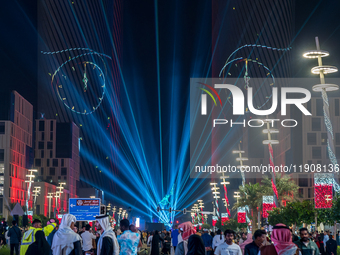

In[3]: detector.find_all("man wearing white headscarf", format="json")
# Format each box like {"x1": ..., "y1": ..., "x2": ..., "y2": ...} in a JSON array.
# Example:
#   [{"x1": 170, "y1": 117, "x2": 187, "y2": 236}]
[
  {"x1": 95, "y1": 214, "x2": 119, "y2": 255},
  {"x1": 51, "y1": 214, "x2": 82, "y2": 255}
]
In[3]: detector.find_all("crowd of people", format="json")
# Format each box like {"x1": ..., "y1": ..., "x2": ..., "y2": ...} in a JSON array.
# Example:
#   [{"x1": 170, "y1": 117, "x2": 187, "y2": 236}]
[{"x1": 0, "y1": 216, "x2": 339, "y2": 255}]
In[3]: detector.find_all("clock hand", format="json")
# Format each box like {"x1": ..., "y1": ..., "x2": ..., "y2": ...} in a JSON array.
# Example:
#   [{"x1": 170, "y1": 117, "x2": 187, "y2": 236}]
[
  {"x1": 83, "y1": 63, "x2": 88, "y2": 92},
  {"x1": 244, "y1": 59, "x2": 250, "y2": 89}
]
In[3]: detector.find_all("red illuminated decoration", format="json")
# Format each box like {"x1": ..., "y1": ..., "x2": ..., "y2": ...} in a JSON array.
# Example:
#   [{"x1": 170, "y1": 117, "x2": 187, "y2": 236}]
[
  {"x1": 237, "y1": 207, "x2": 246, "y2": 223},
  {"x1": 212, "y1": 216, "x2": 218, "y2": 227},
  {"x1": 263, "y1": 203, "x2": 275, "y2": 218},
  {"x1": 315, "y1": 184, "x2": 333, "y2": 208},
  {"x1": 262, "y1": 196, "x2": 275, "y2": 218},
  {"x1": 221, "y1": 213, "x2": 229, "y2": 225},
  {"x1": 238, "y1": 212, "x2": 246, "y2": 223}
]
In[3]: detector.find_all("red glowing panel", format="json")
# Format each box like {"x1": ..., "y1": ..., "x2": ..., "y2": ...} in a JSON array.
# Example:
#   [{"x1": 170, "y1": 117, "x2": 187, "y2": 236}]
[
  {"x1": 212, "y1": 216, "x2": 218, "y2": 227},
  {"x1": 238, "y1": 212, "x2": 246, "y2": 223},
  {"x1": 262, "y1": 203, "x2": 275, "y2": 218},
  {"x1": 221, "y1": 213, "x2": 229, "y2": 225},
  {"x1": 315, "y1": 184, "x2": 333, "y2": 208}
]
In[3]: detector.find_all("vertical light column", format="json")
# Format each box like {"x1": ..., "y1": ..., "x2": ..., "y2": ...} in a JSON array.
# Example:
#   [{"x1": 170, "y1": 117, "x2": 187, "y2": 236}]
[
  {"x1": 210, "y1": 183, "x2": 220, "y2": 218},
  {"x1": 32, "y1": 186, "x2": 41, "y2": 215},
  {"x1": 232, "y1": 144, "x2": 248, "y2": 186},
  {"x1": 263, "y1": 120, "x2": 280, "y2": 205},
  {"x1": 25, "y1": 169, "x2": 38, "y2": 212},
  {"x1": 47, "y1": 192, "x2": 53, "y2": 218},
  {"x1": 220, "y1": 175, "x2": 231, "y2": 216},
  {"x1": 198, "y1": 200, "x2": 204, "y2": 225},
  {"x1": 303, "y1": 37, "x2": 340, "y2": 195}
]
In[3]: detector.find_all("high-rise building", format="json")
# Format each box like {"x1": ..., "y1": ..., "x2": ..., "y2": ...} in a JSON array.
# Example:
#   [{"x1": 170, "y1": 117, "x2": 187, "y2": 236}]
[
  {"x1": 0, "y1": 91, "x2": 34, "y2": 219},
  {"x1": 33, "y1": 119, "x2": 80, "y2": 216}
]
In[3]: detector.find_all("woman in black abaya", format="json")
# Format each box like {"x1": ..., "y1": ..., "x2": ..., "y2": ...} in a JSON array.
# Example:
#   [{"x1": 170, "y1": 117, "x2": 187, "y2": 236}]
[
  {"x1": 187, "y1": 234, "x2": 205, "y2": 255},
  {"x1": 26, "y1": 231, "x2": 51, "y2": 255},
  {"x1": 151, "y1": 230, "x2": 164, "y2": 255}
]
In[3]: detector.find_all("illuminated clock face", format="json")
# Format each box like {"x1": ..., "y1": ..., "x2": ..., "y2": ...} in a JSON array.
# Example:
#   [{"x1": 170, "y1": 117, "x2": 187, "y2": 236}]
[
  {"x1": 52, "y1": 59, "x2": 105, "y2": 115},
  {"x1": 220, "y1": 57, "x2": 275, "y2": 111}
]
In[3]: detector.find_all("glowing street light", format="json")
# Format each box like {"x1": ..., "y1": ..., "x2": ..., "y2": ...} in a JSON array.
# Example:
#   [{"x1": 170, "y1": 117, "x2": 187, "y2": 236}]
[
  {"x1": 233, "y1": 144, "x2": 248, "y2": 186},
  {"x1": 47, "y1": 192, "x2": 54, "y2": 218},
  {"x1": 26, "y1": 169, "x2": 38, "y2": 212},
  {"x1": 32, "y1": 186, "x2": 41, "y2": 215},
  {"x1": 55, "y1": 182, "x2": 66, "y2": 214},
  {"x1": 303, "y1": 37, "x2": 340, "y2": 194},
  {"x1": 262, "y1": 118, "x2": 279, "y2": 206},
  {"x1": 211, "y1": 182, "x2": 220, "y2": 218},
  {"x1": 234, "y1": 191, "x2": 241, "y2": 204}
]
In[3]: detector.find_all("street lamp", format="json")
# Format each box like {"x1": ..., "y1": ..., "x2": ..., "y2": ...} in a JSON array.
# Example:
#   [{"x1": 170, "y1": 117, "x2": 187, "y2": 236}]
[
  {"x1": 117, "y1": 208, "x2": 122, "y2": 227},
  {"x1": 47, "y1": 192, "x2": 54, "y2": 218},
  {"x1": 234, "y1": 191, "x2": 241, "y2": 204},
  {"x1": 32, "y1": 186, "x2": 41, "y2": 215},
  {"x1": 210, "y1": 182, "x2": 220, "y2": 218},
  {"x1": 107, "y1": 203, "x2": 112, "y2": 214},
  {"x1": 262, "y1": 119, "x2": 279, "y2": 206},
  {"x1": 303, "y1": 37, "x2": 340, "y2": 194},
  {"x1": 55, "y1": 182, "x2": 66, "y2": 215},
  {"x1": 112, "y1": 206, "x2": 116, "y2": 218},
  {"x1": 233, "y1": 144, "x2": 248, "y2": 186},
  {"x1": 25, "y1": 169, "x2": 38, "y2": 212}
]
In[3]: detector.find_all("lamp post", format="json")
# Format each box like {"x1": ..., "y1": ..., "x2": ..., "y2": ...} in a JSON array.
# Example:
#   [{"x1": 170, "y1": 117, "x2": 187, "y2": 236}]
[
  {"x1": 32, "y1": 186, "x2": 41, "y2": 215},
  {"x1": 54, "y1": 192, "x2": 60, "y2": 218},
  {"x1": 47, "y1": 192, "x2": 54, "y2": 218},
  {"x1": 107, "y1": 203, "x2": 112, "y2": 216},
  {"x1": 112, "y1": 206, "x2": 116, "y2": 226},
  {"x1": 219, "y1": 175, "x2": 230, "y2": 216},
  {"x1": 232, "y1": 144, "x2": 248, "y2": 187},
  {"x1": 25, "y1": 169, "x2": 38, "y2": 212},
  {"x1": 198, "y1": 200, "x2": 204, "y2": 224},
  {"x1": 210, "y1": 183, "x2": 220, "y2": 218},
  {"x1": 262, "y1": 119, "x2": 280, "y2": 206},
  {"x1": 303, "y1": 37, "x2": 340, "y2": 194},
  {"x1": 234, "y1": 191, "x2": 240, "y2": 204},
  {"x1": 191, "y1": 212, "x2": 195, "y2": 223},
  {"x1": 192, "y1": 204, "x2": 199, "y2": 225},
  {"x1": 56, "y1": 182, "x2": 66, "y2": 214},
  {"x1": 117, "y1": 208, "x2": 122, "y2": 226}
]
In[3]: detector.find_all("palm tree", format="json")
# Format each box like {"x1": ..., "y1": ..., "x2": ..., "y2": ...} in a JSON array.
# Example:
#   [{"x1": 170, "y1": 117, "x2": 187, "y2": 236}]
[
  {"x1": 232, "y1": 183, "x2": 263, "y2": 233},
  {"x1": 261, "y1": 173, "x2": 300, "y2": 207}
]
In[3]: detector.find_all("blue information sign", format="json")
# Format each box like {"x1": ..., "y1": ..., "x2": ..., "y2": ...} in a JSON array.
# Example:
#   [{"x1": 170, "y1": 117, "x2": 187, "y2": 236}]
[{"x1": 69, "y1": 198, "x2": 101, "y2": 221}]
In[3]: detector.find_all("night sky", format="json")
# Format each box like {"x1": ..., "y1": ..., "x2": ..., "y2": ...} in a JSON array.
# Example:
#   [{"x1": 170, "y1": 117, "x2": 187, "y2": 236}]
[{"x1": 1, "y1": 0, "x2": 340, "y2": 223}]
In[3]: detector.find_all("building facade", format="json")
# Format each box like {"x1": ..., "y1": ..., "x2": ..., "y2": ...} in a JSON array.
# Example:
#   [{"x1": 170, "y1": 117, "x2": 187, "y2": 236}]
[
  {"x1": 33, "y1": 119, "x2": 80, "y2": 216},
  {"x1": 0, "y1": 91, "x2": 34, "y2": 219}
]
